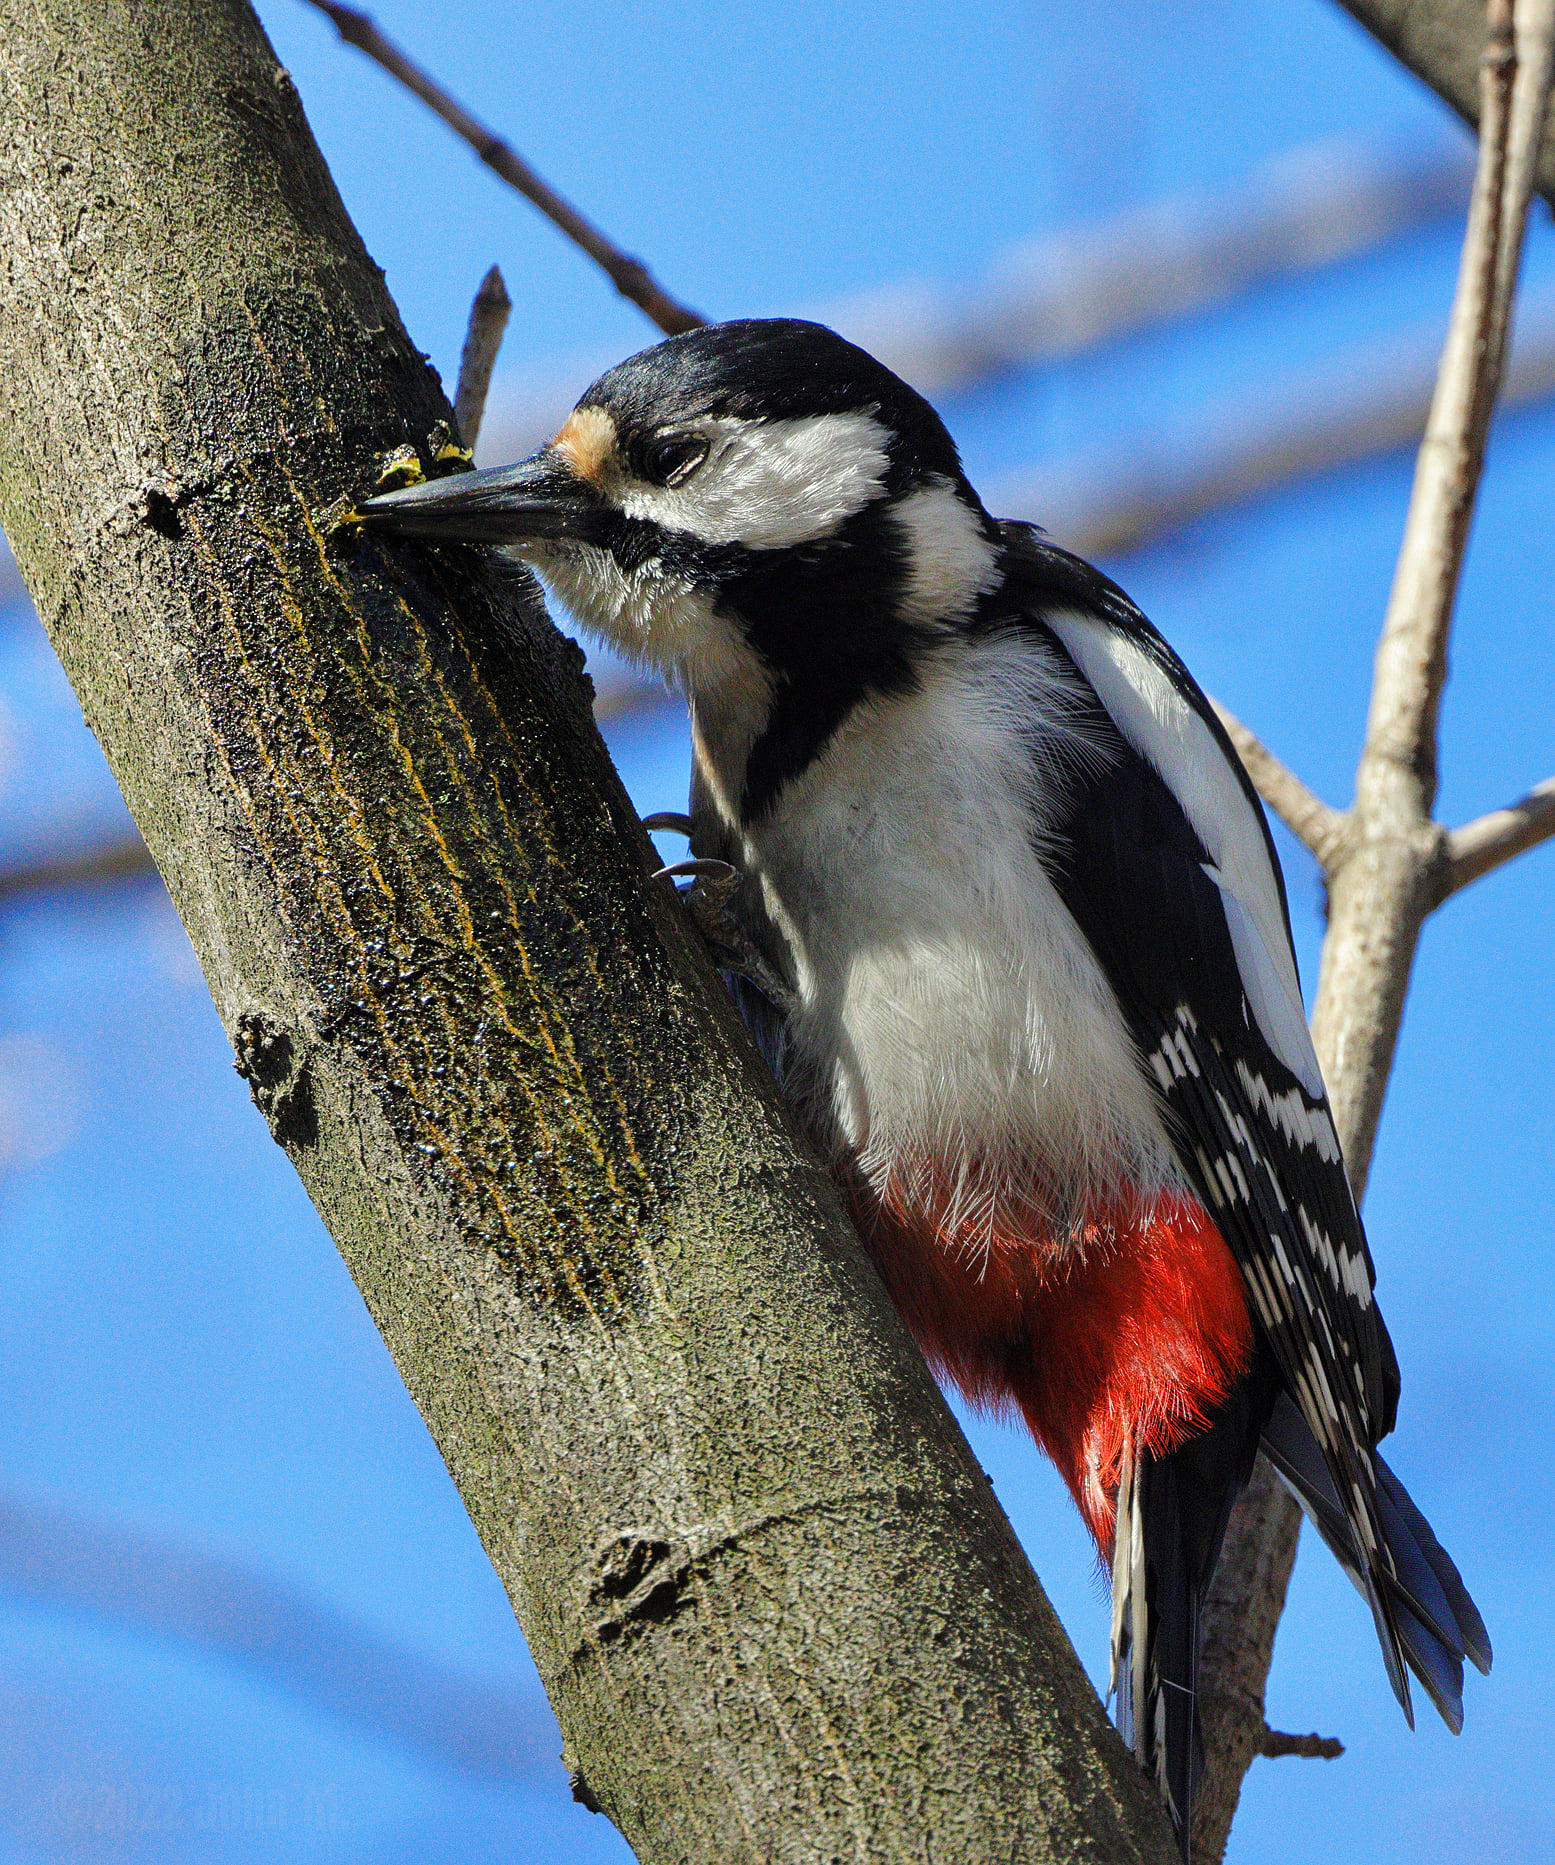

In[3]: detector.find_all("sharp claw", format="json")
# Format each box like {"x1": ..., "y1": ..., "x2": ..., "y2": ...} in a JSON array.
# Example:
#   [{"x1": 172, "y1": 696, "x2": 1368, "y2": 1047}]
[
  {"x1": 652, "y1": 857, "x2": 797, "y2": 1017},
  {"x1": 653, "y1": 856, "x2": 739, "y2": 889},
  {"x1": 642, "y1": 811, "x2": 693, "y2": 837}
]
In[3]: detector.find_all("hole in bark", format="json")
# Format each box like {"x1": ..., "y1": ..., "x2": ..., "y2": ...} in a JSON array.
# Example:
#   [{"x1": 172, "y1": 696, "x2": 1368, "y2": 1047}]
[{"x1": 142, "y1": 487, "x2": 184, "y2": 540}]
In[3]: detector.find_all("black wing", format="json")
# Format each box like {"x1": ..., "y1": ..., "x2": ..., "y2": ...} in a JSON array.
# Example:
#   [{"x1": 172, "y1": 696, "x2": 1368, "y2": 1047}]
[{"x1": 989, "y1": 524, "x2": 1415, "y2": 1703}]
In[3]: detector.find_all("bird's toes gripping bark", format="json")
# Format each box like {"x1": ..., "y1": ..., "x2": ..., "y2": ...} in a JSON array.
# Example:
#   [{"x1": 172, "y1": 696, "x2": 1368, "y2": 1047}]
[{"x1": 646, "y1": 833, "x2": 798, "y2": 1019}]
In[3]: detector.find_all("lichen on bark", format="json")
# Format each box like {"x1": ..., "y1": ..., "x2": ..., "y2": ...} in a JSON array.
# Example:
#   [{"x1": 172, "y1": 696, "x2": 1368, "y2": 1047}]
[{"x1": 0, "y1": 4, "x2": 1177, "y2": 1860}]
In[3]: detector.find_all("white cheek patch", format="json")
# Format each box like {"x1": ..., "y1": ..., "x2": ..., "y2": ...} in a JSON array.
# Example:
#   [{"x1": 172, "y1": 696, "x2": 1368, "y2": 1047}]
[
  {"x1": 617, "y1": 411, "x2": 891, "y2": 549},
  {"x1": 1043, "y1": 609, "x2": 1326, "y2": 1099},
  {"x1": 889, "y1": 478, "x2": 1000, "y2": 626}
]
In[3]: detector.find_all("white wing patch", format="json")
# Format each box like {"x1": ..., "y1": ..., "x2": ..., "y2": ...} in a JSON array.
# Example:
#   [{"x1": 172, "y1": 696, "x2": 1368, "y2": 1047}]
[
  {"x1": 1212, "y1": 880, "x2": 1326, "y2": 1101},
  {"x1": 617, "y1": 410, "x2": 890, "y2": 549},
  {"x1": 1042, "y1": 609, "x2": 1325, "y2": 1098}
]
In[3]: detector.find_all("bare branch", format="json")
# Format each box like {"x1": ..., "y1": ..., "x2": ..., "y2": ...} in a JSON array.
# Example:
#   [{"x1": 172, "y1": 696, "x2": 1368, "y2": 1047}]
[
  {"x1": 1360, "y1": 0, "x2": 1519, "y2": 822},
  {"x1": 1190, "y1": 1461, "x2": 1303, "y2": 1861},
  {"x1": 1440, "y1": 773, "x2": 1555, "y2": 898},
  {"x1": 299, "y1": 0, "x2": 706, "y2": 337},
  {"x1": 1336, "y1": 0, "x2": 1555, "y2": 209},
  {"x1": 1210, "y1": 700, "x2": 1349, "y2": 867},
  {"x1": 1493, "y1": 1, "x2": 1555, "y2": 338},
  {"x1": 1330, "y1": 0, "x2": 1554, "y2": 1177},
  {"x1": 1196, "y1": 6, "x2": 1555, "y2": 1858},
  {"x1": 453, "y1": 265, "x2": 511, "y2": 452},
  {"x1": 1258, "y1": 1727, "x2": 1344, "y2": 1761}
]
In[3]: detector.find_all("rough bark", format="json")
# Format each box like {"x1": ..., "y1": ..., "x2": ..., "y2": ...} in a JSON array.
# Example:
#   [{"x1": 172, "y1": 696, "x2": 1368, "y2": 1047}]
[{"x1": 0, "y1": 4, "x2": 1179, "y2": 1862}]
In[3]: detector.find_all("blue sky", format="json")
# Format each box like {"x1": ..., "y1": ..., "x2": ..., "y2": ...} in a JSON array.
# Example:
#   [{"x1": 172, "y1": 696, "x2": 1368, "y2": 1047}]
[{"x1": 0, "y1": 1, "x2": 1551, "y2": 1860}]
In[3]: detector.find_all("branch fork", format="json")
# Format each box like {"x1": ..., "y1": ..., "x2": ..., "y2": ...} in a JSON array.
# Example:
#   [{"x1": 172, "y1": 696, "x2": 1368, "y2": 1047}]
[{"x1": 1194, "y1": 4, "x2": 1555, "y2": 1857}]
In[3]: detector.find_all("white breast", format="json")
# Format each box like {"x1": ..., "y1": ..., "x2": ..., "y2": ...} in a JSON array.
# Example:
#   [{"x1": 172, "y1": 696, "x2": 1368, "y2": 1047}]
[{"x1": 730, "y1": 632, "x2": 1180, "y2": 1236}]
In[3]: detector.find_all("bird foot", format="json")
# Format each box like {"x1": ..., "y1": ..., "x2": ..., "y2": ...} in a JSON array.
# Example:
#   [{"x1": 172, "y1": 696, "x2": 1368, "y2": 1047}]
[{"x1": 650, "y1": 847, "x2": 797, "y2": 1017}]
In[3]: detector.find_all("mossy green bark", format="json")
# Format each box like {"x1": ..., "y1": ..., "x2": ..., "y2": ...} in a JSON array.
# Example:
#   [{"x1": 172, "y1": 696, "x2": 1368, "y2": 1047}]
[{"x1": 0, "y1": 6, "x2": 1174, "y2": 1860}]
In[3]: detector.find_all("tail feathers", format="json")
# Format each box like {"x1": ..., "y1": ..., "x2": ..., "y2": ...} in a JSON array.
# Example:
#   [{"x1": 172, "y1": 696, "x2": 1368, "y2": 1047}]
[
  {"x1": 1375, "y1": 1448, "x2": 1492, "y2": 1677},
  {"x1": 1261, "y1": 1393, "x2": 1491, "y2": 1732},
  {"x1": 1109, "y1": 1389, "x2": 1488, "y2": 1859},
  {"x1": 1109, "y1": 1438, "x2": 1148, "y2": 1750},
  {"x1": 1120, "y1": 1449, "x2": 1201, "y2": 1845},
  {"x1": 1110, "y1": 1394, "x2": 1269, "y2": 1860},
  {"x1": 1112, "y1": 1442, "x2": 1198, "y2": 1840}
]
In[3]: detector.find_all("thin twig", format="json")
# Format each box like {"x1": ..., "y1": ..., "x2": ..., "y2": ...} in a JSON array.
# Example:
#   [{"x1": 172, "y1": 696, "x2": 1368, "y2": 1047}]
[
  {"x1": 1210, "y1": 700, "x2": 1349, "y2": 867},
  {"x1": 1440, "y1": 773, "x2": 1555, "y2": 898},
  {"x1": 1359, "y1": 0, "x2": 1520, "y2": 818},
  {"x1": 1331, "y1": 0, "x2": 1554, "y2": 1176},
  {"x1": 454, "y1": 265, "x2": 511, "y2": 451},
  {"x1": 1492, "y1": 0, "x2": 1555, "y2": 338},
  {"x1": 299, "y1": 0, "x2": 706, "y2": 337},
  {"x1": 1258, "y1": 1727, "x2": 1344, "y2": 1761}
]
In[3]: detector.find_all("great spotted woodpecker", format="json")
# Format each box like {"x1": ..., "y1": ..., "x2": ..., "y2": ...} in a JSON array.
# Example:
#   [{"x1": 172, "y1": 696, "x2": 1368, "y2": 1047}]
[{"x1": 359, "y1": 318, "x2": 1489, "y2": 1847}]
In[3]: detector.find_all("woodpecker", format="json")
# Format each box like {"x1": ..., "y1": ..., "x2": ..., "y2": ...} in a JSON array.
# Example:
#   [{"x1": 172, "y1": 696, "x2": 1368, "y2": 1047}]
[{"x1": 358, "y1": 318, "x2": 1489, "y2": 1848}]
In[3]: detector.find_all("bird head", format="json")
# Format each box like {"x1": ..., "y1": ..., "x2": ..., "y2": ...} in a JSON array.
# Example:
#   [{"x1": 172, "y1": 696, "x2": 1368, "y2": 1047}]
[{"x1": 358, "y1": 320, "x2": 1001, "y2": 723}]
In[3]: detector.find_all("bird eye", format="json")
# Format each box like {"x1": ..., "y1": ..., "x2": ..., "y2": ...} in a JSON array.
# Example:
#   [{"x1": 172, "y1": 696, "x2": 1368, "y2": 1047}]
[{"x1": 642, "y1": 434, "x2": 708, "y2": 487}]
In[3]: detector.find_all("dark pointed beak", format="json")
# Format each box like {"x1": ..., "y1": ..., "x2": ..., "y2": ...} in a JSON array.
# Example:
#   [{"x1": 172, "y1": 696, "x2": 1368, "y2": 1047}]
[{"x1": 355, "y1": 449, "x2": 611, "y2": 546}]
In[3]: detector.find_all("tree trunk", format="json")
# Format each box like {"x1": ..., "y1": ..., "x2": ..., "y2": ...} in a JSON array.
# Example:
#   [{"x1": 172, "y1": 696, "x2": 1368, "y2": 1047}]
[{"x1": 0, "y1": 4, "x2": 1177, "y2": 1860}]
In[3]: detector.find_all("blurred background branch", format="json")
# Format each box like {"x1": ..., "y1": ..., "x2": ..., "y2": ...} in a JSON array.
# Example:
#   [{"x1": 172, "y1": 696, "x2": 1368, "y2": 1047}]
[
  {"x1": 0, "y1": 835, "x2": 154, "y2": 907},
  {"x1": 0, "y1": 1489, "x2": 547, "y2": 1780},
  {"x1": 299, "y1": 0, "x2": 706, "y2": 335},
  {"x1": 0, "y1": 0, "x2": 1550, "y2": 1859}
]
